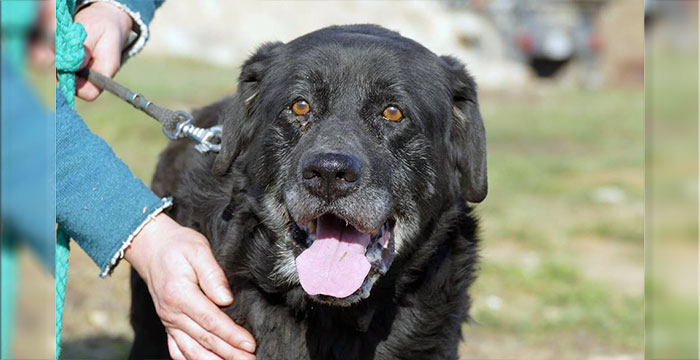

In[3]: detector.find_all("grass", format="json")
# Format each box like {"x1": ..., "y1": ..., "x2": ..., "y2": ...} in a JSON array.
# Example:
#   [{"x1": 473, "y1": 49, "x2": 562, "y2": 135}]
[
  {"x1": 644, "y1": 35, "x2": 699, "y2": 358},
  {"x1": 65, "y1": 55, "x2": 644, "y2": 359},
  {"x1": 464, "y1": 81, "x2": 644, "y2": 357}
]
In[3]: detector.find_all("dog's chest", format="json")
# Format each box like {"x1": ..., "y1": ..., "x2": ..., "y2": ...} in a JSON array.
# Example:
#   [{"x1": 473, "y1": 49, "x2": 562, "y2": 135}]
[{"x1": 229, "y1": 287, "x2": 462, "y2": 360}]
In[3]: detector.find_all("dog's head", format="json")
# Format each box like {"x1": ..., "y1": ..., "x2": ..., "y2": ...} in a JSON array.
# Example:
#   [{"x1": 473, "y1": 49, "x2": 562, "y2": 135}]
[{"x1": 214, "y1": 25, "x2": 486, "y2": 306}]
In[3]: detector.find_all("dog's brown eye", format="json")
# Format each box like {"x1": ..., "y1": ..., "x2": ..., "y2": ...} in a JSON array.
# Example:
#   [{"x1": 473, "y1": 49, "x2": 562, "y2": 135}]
[
  {"x1": 383, "y1": 106, "x2": 403, "y2": 122},
  {"x1": 292, "y1": 100, "x2": 310, "y2": 115}
]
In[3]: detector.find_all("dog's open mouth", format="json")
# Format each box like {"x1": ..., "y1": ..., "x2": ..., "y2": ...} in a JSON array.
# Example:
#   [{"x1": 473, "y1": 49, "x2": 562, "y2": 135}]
[{"x1": 290, "y1": 214, "x2": 395, "y2": 301}]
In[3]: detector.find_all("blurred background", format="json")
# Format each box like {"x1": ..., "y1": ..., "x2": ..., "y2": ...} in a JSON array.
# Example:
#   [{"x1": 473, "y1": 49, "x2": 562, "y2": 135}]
[
  {"x1": 4, "y1": 0, "x2": 684, "y2": 358},
  {"x1": 645, "y1": 0, "x2": 699, "y2": 359},
  {"x1": 58, "y1": 1, "x2": 649, "y2": 359}
]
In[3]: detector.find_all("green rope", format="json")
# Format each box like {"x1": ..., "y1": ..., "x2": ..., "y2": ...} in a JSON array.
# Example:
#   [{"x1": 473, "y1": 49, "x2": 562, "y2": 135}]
[
  {"x1": 55, "y1": 230, "x2": 70, "y2": 360},
  {"x1": 55, "y1": 0, "x2": 85, "y2": 107},
  {"x1": 55, "y1": 0, "x2": 85, "y2": 358}
]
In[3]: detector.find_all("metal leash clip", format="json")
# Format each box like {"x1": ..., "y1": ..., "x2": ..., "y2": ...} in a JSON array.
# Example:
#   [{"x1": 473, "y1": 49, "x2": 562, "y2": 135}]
[
  {"x1": 163, "y1": 111, "x2": 223, "y2": 153},
  {"x1": 76, "y1": 68, "x2": 224, "y2": 154}
]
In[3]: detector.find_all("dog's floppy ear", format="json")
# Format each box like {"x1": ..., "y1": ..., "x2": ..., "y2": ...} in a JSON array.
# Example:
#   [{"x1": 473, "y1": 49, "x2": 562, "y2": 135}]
[
  {"x1": 212, "y1": 41, "x2": 283, "y2": 176},
  {"x1": 441, "y1": 55, "x2": 487, "y2": 203}
]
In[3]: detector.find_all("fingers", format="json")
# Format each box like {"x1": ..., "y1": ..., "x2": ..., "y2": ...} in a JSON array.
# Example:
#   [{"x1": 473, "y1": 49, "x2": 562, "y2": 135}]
[
  {"x1": 129, "y1": 216, "x2": 257, "y2": 360},
  {"x1": 168, "y1": 334, "x2": 186, "y2": 360},
  {"x1": 169, "y1": 328, "x2": 223, "y2": 360},
  {"x1": 74, "y1": 6, "x2": 127, "y2": 101},
  {"x1": 76, "y1": 29, "x2": 122, "y2": 101},
  {"x1": 189, "y1": 241, "x2": 234, "y2": 306},
  {"x1": 72, "y1": 47, "x2": 91, "y2": 94},
  {"x1": 88, "y1": 28, "x2": 123, "y2": 78},
  {"x1": 74, "y1": 22, "x2": 105, "y2": 101},
  {"x1": 182, "y1": 288, "x2": 256, "y2": 354},
  {"x1": 175, "y1": 314, "x2": 256, "y2": 360}
]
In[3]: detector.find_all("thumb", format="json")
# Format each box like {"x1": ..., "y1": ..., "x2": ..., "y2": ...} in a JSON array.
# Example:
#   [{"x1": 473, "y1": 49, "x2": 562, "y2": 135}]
[{"x1": 189, "y1": 242, "x2": 234, "y2": 306}]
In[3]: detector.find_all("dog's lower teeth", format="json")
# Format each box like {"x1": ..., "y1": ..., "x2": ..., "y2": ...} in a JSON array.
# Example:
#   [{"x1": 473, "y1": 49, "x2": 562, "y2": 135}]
[
  {"x1": 359, "y1": 280, "x2": 373, "y2": 299},
  {"x1": 365, "y1": 241, "x2": 383, "y2": 263}
]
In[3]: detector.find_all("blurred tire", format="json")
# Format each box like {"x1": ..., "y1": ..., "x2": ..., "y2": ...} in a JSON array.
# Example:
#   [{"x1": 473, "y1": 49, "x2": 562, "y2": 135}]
[{"x1": 529, "y1": 57, "x2": 571, "y2": 77}]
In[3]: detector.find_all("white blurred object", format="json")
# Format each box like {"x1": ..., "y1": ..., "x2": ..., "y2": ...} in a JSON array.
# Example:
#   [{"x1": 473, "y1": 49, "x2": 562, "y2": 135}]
[
  {"x1": 142, "y1": 0, "x2": 529, "y2": 90},
  {"x1": 543, "y1": 30, "x2": 573, "y2": 61},
  {"x1": 88, "y1": 311, "x2": 108, "y2": 328},
  {"x1": 485, "y1": 295, "x2": 503, "y2": 310},
  {"x1": 592, "y1": 186, "x2": 626, "y2": 204}
]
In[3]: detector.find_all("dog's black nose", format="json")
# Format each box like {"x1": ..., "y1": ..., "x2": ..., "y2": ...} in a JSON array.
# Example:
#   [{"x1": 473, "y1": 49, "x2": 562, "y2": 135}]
[{"x1": 302, "y1": 153, "x2": 361, "y2": 201}]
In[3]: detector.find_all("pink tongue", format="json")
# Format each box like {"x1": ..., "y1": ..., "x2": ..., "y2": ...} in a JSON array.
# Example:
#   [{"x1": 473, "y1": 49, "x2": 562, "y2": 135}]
[{"x1": 295, "y1": 215, "x2": 371, "y2": 298}]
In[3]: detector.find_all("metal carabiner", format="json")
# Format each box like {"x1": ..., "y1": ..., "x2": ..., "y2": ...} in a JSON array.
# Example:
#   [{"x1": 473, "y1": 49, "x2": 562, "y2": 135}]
[
  {"x1": 162, "y1": 111, "x2": 222, "y2": 153},
  {"x1": 188, "y1": 125, "x2": 222, "y2": 153},
  {"x1": 162, "y1": 111, "x2": 193, "y2": 140}
]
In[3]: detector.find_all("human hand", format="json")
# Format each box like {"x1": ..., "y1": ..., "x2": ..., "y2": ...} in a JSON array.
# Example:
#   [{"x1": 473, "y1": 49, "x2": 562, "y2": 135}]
[
  {"x1": 124, "y1": 213, "x2": 256, "y2": 360},
  {"x1": 73, "y1": 2, "x2": 133, "y2": 101}
]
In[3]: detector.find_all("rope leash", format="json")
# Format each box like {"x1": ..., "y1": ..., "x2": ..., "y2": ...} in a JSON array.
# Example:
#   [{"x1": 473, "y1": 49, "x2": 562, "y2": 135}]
[
  {"x1": 55, "y1": 0, "x2": 85, "y2": 107},
  {"x1": 55, "y1": 0, "x2": 82, "y2": 358}
]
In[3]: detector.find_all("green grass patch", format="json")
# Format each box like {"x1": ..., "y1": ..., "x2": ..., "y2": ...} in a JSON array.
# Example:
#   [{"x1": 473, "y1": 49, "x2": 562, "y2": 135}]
[{"x1": 473, "y1": 261, "x2": 643, "y2": 349}]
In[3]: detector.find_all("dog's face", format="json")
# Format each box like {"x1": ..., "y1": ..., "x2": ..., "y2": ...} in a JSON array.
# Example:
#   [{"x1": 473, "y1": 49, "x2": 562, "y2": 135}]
[{"x1": 213, "y1": 25, "x2": 486, "y2": 306}]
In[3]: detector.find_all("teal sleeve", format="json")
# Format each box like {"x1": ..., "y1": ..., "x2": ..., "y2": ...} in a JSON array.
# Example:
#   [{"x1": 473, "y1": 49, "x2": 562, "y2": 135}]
[{"x1": 56, "y1": 87, "x2": 171, "y2": 276}]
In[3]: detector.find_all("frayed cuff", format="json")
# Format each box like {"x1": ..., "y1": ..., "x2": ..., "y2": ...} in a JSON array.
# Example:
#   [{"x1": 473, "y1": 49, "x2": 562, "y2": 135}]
[
  {"x1": 76, "y1": 0, "x2": 150, "y2": 63},
  {"x1": 99, "y1": 197, "x2": 172, "y2": 278}
]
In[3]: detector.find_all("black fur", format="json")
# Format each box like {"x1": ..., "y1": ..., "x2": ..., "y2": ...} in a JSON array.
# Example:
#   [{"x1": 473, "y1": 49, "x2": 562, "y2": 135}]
[{"x1": 130, "y1": 25, "x2": 486, "y2": 360}]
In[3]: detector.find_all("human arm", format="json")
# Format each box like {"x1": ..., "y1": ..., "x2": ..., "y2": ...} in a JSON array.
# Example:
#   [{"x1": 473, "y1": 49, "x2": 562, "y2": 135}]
[{"x1": 55, "y1": 89, "x2": 256, "y2": 359}]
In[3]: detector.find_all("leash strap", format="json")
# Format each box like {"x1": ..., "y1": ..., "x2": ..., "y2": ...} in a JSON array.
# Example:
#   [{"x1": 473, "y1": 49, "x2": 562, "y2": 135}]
[
  {"x1": 76, "y1": 68, "x2": 223, "y2": 153},
  {"x1": 55, "y1": 0, "x2": 83, "y2": 358}
]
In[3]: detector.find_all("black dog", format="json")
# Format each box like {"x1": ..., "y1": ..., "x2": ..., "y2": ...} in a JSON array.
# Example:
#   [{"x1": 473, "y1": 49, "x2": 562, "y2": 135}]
[{"x1": 130, "y1": 24, "x2": 487, "y2": 360}]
